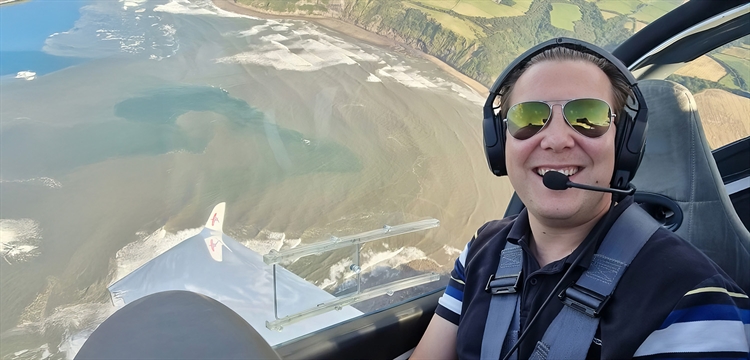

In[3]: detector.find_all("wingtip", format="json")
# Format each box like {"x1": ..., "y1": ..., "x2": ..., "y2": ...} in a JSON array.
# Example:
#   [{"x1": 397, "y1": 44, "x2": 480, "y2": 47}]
[{"x1": 205, "y1": 202, "x2": 226, "y2": 232}]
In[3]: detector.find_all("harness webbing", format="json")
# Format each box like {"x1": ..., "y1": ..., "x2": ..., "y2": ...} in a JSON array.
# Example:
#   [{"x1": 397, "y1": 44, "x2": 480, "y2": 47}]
[
  {"x1": 480, "y1": 244, "x2": 522, "y2": 360},
  {"x1": 480, "y1": 204, "x2": 661, "y2": 359}
]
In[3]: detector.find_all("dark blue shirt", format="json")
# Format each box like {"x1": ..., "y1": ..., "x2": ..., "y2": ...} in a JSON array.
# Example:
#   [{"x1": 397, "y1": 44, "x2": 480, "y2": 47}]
[{"x1": 436, "y1": 198, "x2": 750, "y2": 359}]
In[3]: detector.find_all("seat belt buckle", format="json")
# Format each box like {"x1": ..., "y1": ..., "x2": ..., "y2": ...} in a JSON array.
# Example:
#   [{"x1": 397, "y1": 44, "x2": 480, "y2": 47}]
[
  {"x1": 558, "y1": 284, "x2": 609, "y2": 318},
  {"x1": 485, "y1": 273, "x2": 521, "y2": 295}
]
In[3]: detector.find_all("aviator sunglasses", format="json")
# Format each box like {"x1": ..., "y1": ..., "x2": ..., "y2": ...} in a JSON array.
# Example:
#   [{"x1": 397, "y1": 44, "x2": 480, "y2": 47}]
[{"x1": 503, "y1": 98, "x2": 615, "y2": 140}]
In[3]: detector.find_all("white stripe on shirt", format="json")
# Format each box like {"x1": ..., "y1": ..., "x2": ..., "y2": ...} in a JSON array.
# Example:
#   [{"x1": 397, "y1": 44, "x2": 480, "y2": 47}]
[
  {"x1": 458, "y1": 242, "x2": 469, "y2": 268},
  {"x1": 437, "y1": 293, "x2": 463, "y2": 316},
  {"x1": 685, "y1": 286, "x2": 749, "y2": 298},
  {"x1": 634, "y1": 320, "x2": 749, "y2": 356}
]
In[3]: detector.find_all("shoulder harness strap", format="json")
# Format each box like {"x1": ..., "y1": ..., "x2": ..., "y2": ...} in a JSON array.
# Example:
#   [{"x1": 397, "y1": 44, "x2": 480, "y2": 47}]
[
  {"x1": 480, "y1": 204, "x2": 661, "y2": 360},
  {"x1": 481, "y1": 242, "x2": 522, "y2": 360},
  {"x1": 532, "y1": 204, "x2": 661, "y2": 359}
]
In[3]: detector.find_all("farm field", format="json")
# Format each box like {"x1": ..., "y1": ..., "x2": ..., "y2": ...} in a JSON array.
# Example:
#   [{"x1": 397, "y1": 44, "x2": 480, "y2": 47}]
[
  {"x1": 550, "y1": 2, "x2": 581, "y2": 31},
  {"x1": 402, "y1": 1, "x2": 485, "y2": 40},
  {"x1": 409, "y1": 0, "x2": 531, "y2": 17},
  {"x1": 631, "y1": 4, "x2": 670, "y2": 23},
  {"x1": 674, "y1": 55, "x2": 727, "y2": 82},
  {"x1": 453, "y1": 0, "x2": 530, "y2": 17},
  {"x1": 723, "y1": 46, "x2": 750, "y2": 60},
  {"x1": 596, "y1": 0, "x2": 640, "y2": 15},
  {"x1": 714, "y1": 53, "x2": 750, "y2": 91},
  {"x1": 592, "y1": 0, "x2": 680, "y2": 24},
  {"x1": 600, "y1": 10, "x2": 619, "y2": 19},
  {"x1": 694, "y1": 89, "x2": 750, "y2": 149}
]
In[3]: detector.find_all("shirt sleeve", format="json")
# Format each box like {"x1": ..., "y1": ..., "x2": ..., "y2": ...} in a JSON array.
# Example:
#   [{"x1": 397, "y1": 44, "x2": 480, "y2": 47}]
[
  {"x1": 633, "y1": 274, "x2": 750, "y2": 359},
  {"x1": 435, "y1": 236, "x2": 473, "y2": 325}
]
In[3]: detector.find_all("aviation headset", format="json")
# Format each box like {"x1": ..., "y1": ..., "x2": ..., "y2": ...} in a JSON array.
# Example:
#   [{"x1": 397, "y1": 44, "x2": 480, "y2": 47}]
[{"x1": 482, "y1": 37, "x2": 648, "y2": 190}]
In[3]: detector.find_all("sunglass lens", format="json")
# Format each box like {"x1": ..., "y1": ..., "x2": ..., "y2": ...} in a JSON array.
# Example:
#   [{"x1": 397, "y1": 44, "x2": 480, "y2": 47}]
[
  {"x1": 506, "y1": 102, "x2": 550, "y2": 140},
  {"x1": 563, "y1": 99, "x2": 612, "y2": 137}
]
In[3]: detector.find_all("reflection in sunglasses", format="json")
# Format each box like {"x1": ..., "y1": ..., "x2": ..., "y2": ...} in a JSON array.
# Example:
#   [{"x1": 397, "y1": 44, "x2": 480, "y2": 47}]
[{"x1": 505, "y1": 98, "x2": 613, "y2": 140}]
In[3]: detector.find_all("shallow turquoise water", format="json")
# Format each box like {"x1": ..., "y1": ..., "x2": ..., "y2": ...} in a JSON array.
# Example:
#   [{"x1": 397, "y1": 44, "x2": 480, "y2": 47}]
[{"x1": 0, "y1": 0, "x2": 89, "y2": 75}]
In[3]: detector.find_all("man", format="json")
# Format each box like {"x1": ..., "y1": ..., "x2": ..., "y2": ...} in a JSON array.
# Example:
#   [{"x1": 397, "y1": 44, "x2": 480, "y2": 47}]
[{"x1": 412, "y1": 39, "x2": 749, "y2": 359}]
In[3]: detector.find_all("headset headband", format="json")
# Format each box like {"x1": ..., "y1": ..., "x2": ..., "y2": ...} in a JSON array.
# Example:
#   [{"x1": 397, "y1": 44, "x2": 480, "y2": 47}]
[{"x1": 482, "y1": 37, "x2": 648, "y2": 190}]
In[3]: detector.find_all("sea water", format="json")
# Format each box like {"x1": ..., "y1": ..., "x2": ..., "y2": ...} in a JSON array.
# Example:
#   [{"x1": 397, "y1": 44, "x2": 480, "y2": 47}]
[
  {"x1": 0, "y1": 0, "x2": 508, "y2": 358},
  {"x1": 0, "y1": 0, "x2": 89, "y2": 77}
]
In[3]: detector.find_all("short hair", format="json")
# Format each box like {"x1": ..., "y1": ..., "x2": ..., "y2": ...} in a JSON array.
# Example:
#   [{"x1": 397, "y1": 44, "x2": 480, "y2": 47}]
[{"x1": 498, "y1": 46, "x2": 633, "y2": 122}]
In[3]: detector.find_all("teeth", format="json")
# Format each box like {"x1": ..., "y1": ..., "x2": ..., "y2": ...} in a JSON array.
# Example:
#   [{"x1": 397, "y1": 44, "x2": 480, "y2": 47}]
[{"x1": 537, "y1": 167, "x2": 578, "y2": 177}]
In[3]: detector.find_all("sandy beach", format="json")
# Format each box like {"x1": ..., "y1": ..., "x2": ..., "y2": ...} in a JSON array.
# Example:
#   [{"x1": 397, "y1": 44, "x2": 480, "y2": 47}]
[{"x1": 211, "y1": 0, "x2": 489, "y2": 97}]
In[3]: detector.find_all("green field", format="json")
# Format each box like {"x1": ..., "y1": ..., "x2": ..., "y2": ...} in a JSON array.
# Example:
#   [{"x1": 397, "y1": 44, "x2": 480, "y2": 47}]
[
  {"x1": 595, "y1": 0, "x2": 640, "y2": 15},
  {"x1": 600, "y1": 10, "x2": 619, "y2": 19},
  {"x1": 403, "y1": 2, "x2": 485, "y2": 39},
  {"x1": 714, "y1": 53, "x2": 750, "y2": 91},
  {"x1": 410, "y1": 0, "x2": 458, "y2": 10},
  {"x1": 645, "y1": 0, "x2": 683, "y2": 11},
  {"x1": 593, "y1": 0, "x2": 681, "y2": 22},
  {"x1": 411, "y1": 0, "x2": 531, "y2": 17},
  {"x1": 719, "y1": 75, "x2": 738, "y2": 90},
  {"x1": 550, "y1": 2, "x2": 581, "y2": 31},
  {"x1": 631, "y1": 4, "x2": 672, "y2": 23}
]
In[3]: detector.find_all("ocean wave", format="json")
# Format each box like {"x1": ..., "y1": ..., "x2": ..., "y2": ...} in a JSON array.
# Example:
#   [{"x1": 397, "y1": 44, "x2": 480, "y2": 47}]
[
  {"x1": 367, "y1": 74, "x2": 383, "y2": 82},
  {"x1": 260, "y1": 33, "x2": 288, "y2": 42},
  {"x1": 216, "y1": 31, "x2": 378, "y2": 71},
  {"x1": 316, "y1": 246, "x2": 437, "y2": 290},
  {"x1": 154, "y1": 0, "x2": 214, "y2": 15},
  {"x1": 8, "y1": 301, "x2": 116, "y2": 360},
  {"x1": 6, "y1": 344, "x2": 51, "y2": 360},
  {"x1": 442, "y1": 244, "x2": 462, "y2": 257},
  {"x1": 50, "y1": 303, "x2": 116, "y2": 360},
  {"x1": 240, "y1": 229, "x2": 301, "y2": 256},
  {"x1": 217, "y1": 18, "x2": 386, "y2": 72},
  {"x1": 41, "y1": 0, "x2": 180, "y2": 60},
  {"x1": 120, "y1": 0, "x2": 147, "y2": 11},
  {"x1": 447, "y1": 82, "x2": 484, "y2": 105},
  {"x1": 236, "y1": 24, "x2": 269, "y2": 37},
  {"x1": 0, "y1": 218, "x2": 42, "y2": 264},
  {"x1": 377, "y1": 65, "x2": 438, "y2": 89},
  {"x1": 15, "y1": 71, "x2": 36, "y2": 81},
  {"x1": 0, "y1": 177, "x2": 62, "y2": 188},
  {"x1": 155, "y1": 0, "x2": 256, "y2": 19}
]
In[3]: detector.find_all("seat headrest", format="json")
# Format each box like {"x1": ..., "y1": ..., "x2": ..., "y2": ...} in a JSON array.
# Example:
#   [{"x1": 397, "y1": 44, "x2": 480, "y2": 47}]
[{"x1": 631, "y1": 79, "x2": 750, "y2": 293}]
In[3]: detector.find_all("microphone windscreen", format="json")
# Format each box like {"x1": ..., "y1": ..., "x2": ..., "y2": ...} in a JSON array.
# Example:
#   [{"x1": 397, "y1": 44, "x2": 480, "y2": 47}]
[{"x1": 543, "y1": 171, "x2": 570, "y2": 190}]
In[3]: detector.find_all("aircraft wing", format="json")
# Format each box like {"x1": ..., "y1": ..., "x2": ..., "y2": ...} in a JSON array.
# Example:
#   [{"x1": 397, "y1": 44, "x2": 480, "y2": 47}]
[{"x1": 108, "y1": 203, "x2": 362, "y2": 346}]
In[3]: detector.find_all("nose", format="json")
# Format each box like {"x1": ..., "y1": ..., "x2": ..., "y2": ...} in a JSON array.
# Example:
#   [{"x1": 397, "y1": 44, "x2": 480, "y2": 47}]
[{"x1": 539, "y1": 104, "x2": 575, "y2": 151}]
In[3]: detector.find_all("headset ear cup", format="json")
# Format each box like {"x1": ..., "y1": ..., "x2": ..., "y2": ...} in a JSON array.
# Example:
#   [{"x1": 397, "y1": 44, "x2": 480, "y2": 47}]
[
  {"x1": 612, "y1": 112, "x2": 630, "y2": 188},
  {"x1": 611, "y1": 110, "x2": 646, "y2": 189},
  {"x1": 483, "y1": 113, "x2": 507, "y2": 176},
  {"x1": 496, "y1": 115, "x2": 508, "y2": 176}
]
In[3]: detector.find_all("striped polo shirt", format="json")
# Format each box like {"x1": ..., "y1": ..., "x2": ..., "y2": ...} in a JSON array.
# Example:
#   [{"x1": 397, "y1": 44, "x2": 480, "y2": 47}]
[{"x1": 436, "y1": 199, "x2": 750, "y2": 359}]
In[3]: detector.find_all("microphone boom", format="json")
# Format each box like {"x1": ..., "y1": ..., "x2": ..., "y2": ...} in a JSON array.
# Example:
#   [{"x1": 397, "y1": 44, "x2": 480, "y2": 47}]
[{"x1": 542, "y1": 171, "x2": 635, "y2": 196}]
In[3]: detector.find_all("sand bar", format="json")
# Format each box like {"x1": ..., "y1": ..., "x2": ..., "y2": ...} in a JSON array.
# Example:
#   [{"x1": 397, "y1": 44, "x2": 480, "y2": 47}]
[{"x1": 211, "y1": 0, "x2": 489, "y2": 97}]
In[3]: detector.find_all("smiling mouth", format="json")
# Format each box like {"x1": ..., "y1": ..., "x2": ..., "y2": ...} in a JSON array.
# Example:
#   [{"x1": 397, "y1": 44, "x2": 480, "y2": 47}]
[{"x1": 535, "y1": 167, "x2": 580, "y2": 177}]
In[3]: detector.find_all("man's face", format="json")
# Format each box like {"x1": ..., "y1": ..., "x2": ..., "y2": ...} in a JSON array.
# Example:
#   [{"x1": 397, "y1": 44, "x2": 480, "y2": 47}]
[{"x1": 505, "y1": 60, "x2": 616, "y2": 228}]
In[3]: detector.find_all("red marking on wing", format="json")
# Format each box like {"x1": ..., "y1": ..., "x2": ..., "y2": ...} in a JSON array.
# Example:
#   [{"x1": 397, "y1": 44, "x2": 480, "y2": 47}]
[
  {"x1": 209, "y1": 239, "x2": 217, "y2": 252},
  {"x1": 211, "y1": 213, "x2": 220, "y2": 226}
]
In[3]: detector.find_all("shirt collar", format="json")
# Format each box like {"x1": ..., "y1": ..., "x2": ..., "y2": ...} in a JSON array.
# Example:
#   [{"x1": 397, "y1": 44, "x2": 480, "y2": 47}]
[{"x1": 506, "y1": 196, "x2": 636, "y2": 271}]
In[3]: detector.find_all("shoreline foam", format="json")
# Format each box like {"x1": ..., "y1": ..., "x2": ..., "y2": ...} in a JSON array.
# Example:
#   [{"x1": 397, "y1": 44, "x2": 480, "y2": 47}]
[{"x1": 210, "y1": 0, "x2": 489, "y2": 97}]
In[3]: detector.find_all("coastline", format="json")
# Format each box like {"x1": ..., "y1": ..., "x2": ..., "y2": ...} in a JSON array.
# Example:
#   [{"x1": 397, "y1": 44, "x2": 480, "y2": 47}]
[{"x1": 211, "y1": 0, "x2": 489, "y2": 97}]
